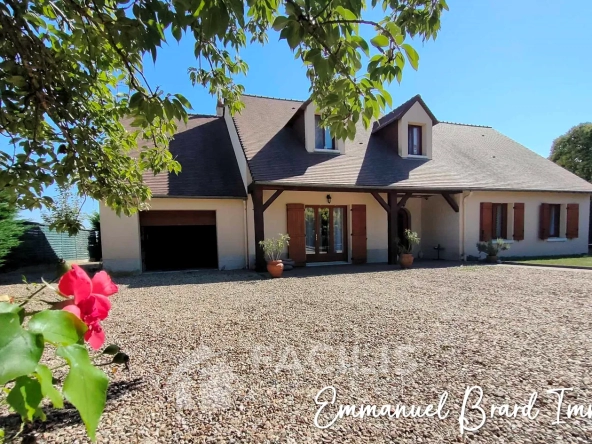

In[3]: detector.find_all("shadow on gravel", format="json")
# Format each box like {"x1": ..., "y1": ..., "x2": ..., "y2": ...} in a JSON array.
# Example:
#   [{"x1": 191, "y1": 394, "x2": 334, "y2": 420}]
[
  {"x1": 0, "y1": 262, "x2": 101, "y2": 286},
  {"x1": 122, "y1": 269, "x2": 265, "y2": 288},
  {"x1": 2, "y1": 261, "x2": 469, "y2": 289},
  {"x1": 284, "y1": 261, "x2": 464, "y2": 279},
  {"x1": 0, "y1": 378, "x2": 144, "y2": 442},
  {"x1": 121, "y1": 261, "x2": 468, "y2": 288}
]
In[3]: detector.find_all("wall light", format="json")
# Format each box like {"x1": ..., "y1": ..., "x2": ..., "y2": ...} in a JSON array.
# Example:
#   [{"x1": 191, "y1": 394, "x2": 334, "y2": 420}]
[{"x1": 326, "y1": 194, "x2": 332, "y2": 204}]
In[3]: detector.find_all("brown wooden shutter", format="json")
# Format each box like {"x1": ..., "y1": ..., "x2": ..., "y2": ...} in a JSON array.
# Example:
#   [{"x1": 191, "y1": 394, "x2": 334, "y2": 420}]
[
  {"x1": 539, "y1": 203, "x2": 550, "y2": 239},
  {"x1": 351, "y1": 205, "x2": 367, "y2": 264},
  {"x1": 501, "y1": 204, "x2": 508, "y2": 239},
  {"x1": 566, "y1": 203, "x2": 579, "y2": 239},
  {"x1": 286, "y1": 204, "x2": 306, "y2": 266},
  {"x1": 513, "y1": 203, "x2": 524, "y2": 241},
  {"x1": 479, "y1": 202, "x2": 493, "y2": 241}
]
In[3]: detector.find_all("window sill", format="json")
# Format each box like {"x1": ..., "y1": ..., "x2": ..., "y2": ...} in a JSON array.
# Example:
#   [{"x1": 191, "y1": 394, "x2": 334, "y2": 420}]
[
  {"x1": 406, "y1": 155, "x2": 429, "y2": 160},
  {"x1": 497, "y1": 239, "x2": 514, "y2": 244},
  {"x1": 547, "y1": 237, "x2": 567, "y2": 242},
  {"x1": 314, "y1": 149, "x2": 340, "y2": 154}
]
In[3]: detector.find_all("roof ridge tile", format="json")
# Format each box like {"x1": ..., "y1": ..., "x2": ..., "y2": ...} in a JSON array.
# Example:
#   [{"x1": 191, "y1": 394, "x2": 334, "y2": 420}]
[
  {"x1": 187, "y1": 113, "x2": 219, "y2": 118},
  {"x1": 439, "y1": 121, "x2": 492, "y2": 128},
  {"x1": 241, "y1": 93, "x2": 305, "y2": 103}
]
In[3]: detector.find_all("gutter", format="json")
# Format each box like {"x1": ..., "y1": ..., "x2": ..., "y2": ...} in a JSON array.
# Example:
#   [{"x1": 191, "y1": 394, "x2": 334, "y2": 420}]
[
  {"x1": 252, "y1": 182, "x2": 592, "y2": 195},
  {"x1": 243, "y1": 200, "x2": 249, "y2": 270},
  {"x1": 151, "y1": 195, "x2": 248, "y2": 200}
]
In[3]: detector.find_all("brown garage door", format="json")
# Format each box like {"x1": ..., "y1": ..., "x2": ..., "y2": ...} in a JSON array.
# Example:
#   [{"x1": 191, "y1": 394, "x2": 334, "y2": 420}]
[
  {"x1": 139, "y1": 210, "x2": 216, "y2": 226},
  {"x1": 140, "y1": 211, "x2": 218, "y2": 271}
]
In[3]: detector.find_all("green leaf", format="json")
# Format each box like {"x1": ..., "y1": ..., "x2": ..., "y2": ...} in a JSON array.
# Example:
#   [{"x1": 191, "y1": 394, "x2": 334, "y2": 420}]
[
  {"x1": 28, "y1": 310, "x2": 87, "y2": 346},
  {"x1": 385, "y1": 22, "x2": 401, "y2": 38},
  {"x1": 7, "y1": 376, "x2": 43, "y2": 422},
  {"x1": 0, "y1": 313, "x2": 44, "y2": 385},
  {"x1": 57, "y1": 344, "x2": 109, "y2": 441},
  {"x1": 381, "y1": 89, "x2": 393, "y2": 108},
  {"x1": 35, "y1": 364, "x2": 64, "y2": 408},
  {"x1": 102, "y1": 344, "x2": 120, "y2": 355},
  {"x1": 304, "y1": 48, "x2": 321, "y2": 63},
  {"x1": 0, "y1": 301, "x2": 24, "y2": 323},
  {"x1": 6, "y1": 76, "x2": 27, "y2": 88},
  {"x1": 351, "y1": 36, "x2": 369, "y2": 56},
  {"x1": 335, "y1": 6, "x2": 356, "y2": 20},
  {"x1": 172, "y1": 25, "x2": 182, "y2": 42},
  {"x1": 286, "y1": 23, "x2": 303, "y2": 50},
  {"x1": 272, "y1": 16, "x2": 290, "y2": 31},
  {"x1": 370, "y1": 34, "x2": 389, "y2": 48},
  {"x1": 173, "y1": 93, "x2": 192, "y2": 109},
  {"x1": 128, "y1": 91, "x2": 144, "y2": 109},
  {"x1": 401, "y1": 43, "x2": 419, "y2": 70}
]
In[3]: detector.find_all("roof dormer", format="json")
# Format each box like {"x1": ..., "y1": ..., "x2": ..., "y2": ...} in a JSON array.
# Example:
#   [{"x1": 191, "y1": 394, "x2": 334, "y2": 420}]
[
  {"x1": 372, "y1": 95, "x2": 438, "y2": 160},
  {"x1": 290, "y1": 101, "x2": 345, "y2": 154}
]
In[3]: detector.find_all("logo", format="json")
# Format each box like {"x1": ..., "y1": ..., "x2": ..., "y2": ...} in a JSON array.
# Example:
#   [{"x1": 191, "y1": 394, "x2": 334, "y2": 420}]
[{"x1": 165, "y1": 345, "x2": 236, "y2": 412}]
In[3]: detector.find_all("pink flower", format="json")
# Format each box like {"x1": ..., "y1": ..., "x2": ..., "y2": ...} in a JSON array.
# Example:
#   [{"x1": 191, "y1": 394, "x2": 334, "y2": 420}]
[{"x1": 57, "y1": 265, "x2": 118, "y2": 350}]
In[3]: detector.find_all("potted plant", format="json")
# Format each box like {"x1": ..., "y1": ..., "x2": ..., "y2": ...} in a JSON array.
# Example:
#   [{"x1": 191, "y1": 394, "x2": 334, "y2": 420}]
[
  {"x1": 259, "y1": 234, "x2": 290, "y2": 278},
  {"x1": 476, "y1": 238, "x2": 510, "y2": 263},
  {"x1": 398, "y1": 229, "x2": 420, "y2": 269}
]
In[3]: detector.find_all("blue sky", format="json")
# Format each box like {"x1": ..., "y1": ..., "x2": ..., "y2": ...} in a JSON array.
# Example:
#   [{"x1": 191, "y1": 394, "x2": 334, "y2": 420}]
[{"x1": 18, "y1": 0, "x2": 592, "y2": 223}]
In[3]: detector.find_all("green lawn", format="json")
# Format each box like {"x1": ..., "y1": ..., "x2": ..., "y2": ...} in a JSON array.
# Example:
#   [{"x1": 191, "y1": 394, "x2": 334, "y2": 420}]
[{"x1": 510, "y1": 255, "x2": 592, "y2": 268}]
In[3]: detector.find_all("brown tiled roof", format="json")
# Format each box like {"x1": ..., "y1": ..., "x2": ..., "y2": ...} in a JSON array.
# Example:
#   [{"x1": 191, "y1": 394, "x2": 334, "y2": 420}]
[
  {"x1": 372, "y1": 94, "x2": 438, "y2": 133},
  {"x1": 232, "y1": 95, "x2": 592, "y2": 193},
  {"x1": 127, "y1": 115, "x2": 246, "y2": 198}
]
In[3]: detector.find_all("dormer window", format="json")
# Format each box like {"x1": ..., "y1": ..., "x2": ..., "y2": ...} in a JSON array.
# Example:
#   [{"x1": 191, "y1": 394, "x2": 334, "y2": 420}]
[
  {"x1": 315, "y1": 116, "x2": 335, "y2": 150},
  {"x1": 408, "y1": 125, "x2": 422, "y2": 155}
]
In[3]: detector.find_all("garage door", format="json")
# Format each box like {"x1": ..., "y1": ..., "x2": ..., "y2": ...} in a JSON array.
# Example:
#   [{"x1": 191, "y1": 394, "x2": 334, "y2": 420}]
[{"x1": 140, "y1": 211, "x2": 218, "y2": 271}]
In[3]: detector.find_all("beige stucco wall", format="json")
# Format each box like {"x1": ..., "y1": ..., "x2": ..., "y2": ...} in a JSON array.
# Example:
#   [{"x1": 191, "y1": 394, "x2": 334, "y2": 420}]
[
  {"x1": 397, "y1": 101, "x2": 433, "y2": 159},
  {"x1": 100, "y1": 202, "x2": 142, "y2": 273},
  {"x1": 248, "y1": 190, "x2": 423, "y2": 268},
  {"x1": 421, "y1": 194, "x2": 461, "y2": 260},
  {"x1": 463, "y1": 191, "x2": 590, "y2": 258},
  {"x1": 100, "y1": 198, "x2": 247, "y2": 272},
  {"x1": 101, "y1": 189, "x2": 589, "y2": 273}
]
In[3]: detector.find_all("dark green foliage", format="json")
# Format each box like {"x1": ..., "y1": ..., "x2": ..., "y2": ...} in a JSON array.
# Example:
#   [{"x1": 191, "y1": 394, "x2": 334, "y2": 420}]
[
  {"x1": 0, "y1": 193, "x2": 25, "y2": 266},
  {"x1": 88, "y1": 212, "x2": 100, "y2": 232},
  {"x1": 476, "y1": 239, "x2": 510, "y2": 257},
  {"x1": 87, "y1": 211, "x2": 101, "y2": 261},
  {"x1": 550, "y1": 123, "x2": 592, "y2": 182},
  {"x1": 41, "y1": 186, "x2": 84, "y2": 235},
  {"x1": 0, "y1": 0, "x2": 448, "y2": 234}
]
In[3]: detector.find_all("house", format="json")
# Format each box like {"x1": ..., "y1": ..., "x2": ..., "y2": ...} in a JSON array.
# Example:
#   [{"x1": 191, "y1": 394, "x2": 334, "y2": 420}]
[{"x1": 100, "y1": 94, "x2": 592, "y2": 272}]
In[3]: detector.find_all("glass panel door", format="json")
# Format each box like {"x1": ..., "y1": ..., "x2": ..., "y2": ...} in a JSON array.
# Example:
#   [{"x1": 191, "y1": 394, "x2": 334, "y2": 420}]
[
  {"x1": 304, "y1": 205, "x2": 347, "y2": 262},
  {"x1": 305, "y1": 207, "x2": 316, "y2": 255},
  {"x1": 319, "y1": 207, "x2": 329, "y2": 255},
  {"x1": 333, "y1": 207, "x2": 344, "y2": 253}
]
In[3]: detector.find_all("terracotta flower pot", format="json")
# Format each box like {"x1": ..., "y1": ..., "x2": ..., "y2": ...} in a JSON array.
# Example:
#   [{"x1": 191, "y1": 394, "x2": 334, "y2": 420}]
[
  {"x1": 266, "y1": 260, "x2": 284, "y2": 278},
  {"x1": 399, "y1": 253, "x2": 414, "y2": 269},
  {"x1": 486, "y1": 255, "x2": 498, "y2": 263}
]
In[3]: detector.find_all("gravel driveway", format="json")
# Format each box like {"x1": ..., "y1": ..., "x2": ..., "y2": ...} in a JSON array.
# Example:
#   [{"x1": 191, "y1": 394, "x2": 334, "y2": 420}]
[{"x1": 1, "y1": 264, "x2": 592, "y2": 443}]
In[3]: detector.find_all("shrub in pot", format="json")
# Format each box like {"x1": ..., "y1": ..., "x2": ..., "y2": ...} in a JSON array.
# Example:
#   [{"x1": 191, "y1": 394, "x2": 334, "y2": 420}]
[
  {"x1": 398, "y1": 229, "x2": 420, "y2": 269},
  {"x1": 476, "y1": 238, "x2": 510, "y2": 263},
  {"x1": 259, "y1": 234, "x2": 290, "y2": 278}
]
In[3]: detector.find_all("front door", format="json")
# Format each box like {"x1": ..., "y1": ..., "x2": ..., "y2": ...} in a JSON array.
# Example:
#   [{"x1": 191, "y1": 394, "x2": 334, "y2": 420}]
[{"x1": 304, "y1": 206, "x2": 348, "y2": 262}]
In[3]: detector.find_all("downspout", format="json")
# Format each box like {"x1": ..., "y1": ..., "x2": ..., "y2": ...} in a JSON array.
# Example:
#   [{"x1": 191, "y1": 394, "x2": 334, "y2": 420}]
[
  {"x1": 243, "y1": 199, "x2": 249, "y2": 269},
  {"x1": 461, "y1": 191, "x2": 473, "y2": 260}
]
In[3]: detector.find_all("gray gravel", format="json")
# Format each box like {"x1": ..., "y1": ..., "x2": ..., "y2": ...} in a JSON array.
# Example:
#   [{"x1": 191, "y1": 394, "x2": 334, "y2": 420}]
[{"x1": 1, "y1": 264, "x2": 592, "y2": 443}]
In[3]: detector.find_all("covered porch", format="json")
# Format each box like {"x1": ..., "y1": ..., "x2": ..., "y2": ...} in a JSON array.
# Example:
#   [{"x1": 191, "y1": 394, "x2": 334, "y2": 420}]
[{"x1": 249, "y1": 184, "x2": 461, "y2": 271}]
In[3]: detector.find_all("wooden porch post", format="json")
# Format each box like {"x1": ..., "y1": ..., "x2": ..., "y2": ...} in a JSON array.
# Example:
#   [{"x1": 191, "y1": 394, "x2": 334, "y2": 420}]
[
  {"x1": 387, "y1": 192, "x2": 398, "y2": 265},
  {"x1": 252, "y1": 186, "x2": 266, "y2": 271}
]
